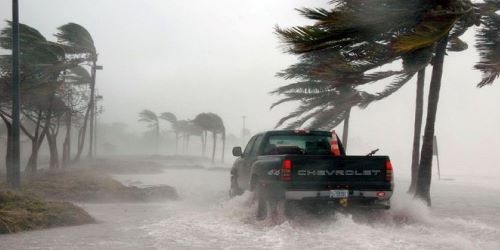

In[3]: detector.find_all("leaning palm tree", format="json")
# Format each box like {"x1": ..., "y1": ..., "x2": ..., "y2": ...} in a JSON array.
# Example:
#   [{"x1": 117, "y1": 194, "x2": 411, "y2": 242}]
[
  {"x1": 61, "y1": 65, "x2": 92, "y2": 168},
  {"x1": 272, "y1": 47, "x2": 432, "y2": 151},
  {"x1": 183, "y1": 120, "x2": 204, "y2": 154},
  {"x1": 160, "y1": 112, "x2": 179, "y2": 153},
  {"x1": 55, "y1": 23, "x2": 99, "y2": 159},
  {"x1": 193, "y1": 112, "x2": 213, "y2": 157},
  {"x1": 275, "y1": 0, "x2": 477, "y2": 205},
  {"x1": 138, "y1": 109, "x2": 160, "y2": 153},
  {"x1": 193, "y1": 112, "x2": 225, "y2": 164},
  {"x1": 1, "y1": 21, "x2": 84, "y2": 173}
]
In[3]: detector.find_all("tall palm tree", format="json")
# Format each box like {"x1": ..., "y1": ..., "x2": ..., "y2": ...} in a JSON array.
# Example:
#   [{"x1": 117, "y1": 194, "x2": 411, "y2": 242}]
[
  {"x1": 55, "y1": 23, "x2": 98, "y2": 159},
  {"x1": 408, "y1": 69, "x2": 426, "y2": 193},
  {"x1": 275, "y1": 0, "x2": 478, "y2": 205},
  {"x1": 180, "y1": 120, "x2": 204, "y2": 154},
  {"x1": 1, "y1": 22, "x2": 83, "y2": 173},
  {"x1": 193, "y1": 113, "x2": 213, "y2": 157},
  {"x1": 414, "y1": 36, "x2": 449, "y2": 205},
  {"x1": 173, "y1": 120, "x2": 190, "y2": 153},
  {"x1": 61, "y1": 65, "x2": 92, "y2": 168},
  {"x1": 193, "y1": 112, "x2": 225, "y2": 164},
  {"x1": 160, "y1": 112, "x2": 179, "y2": 152},
  {"x1": 138, "y1": 109, "x2": 160, "y2": 153}
]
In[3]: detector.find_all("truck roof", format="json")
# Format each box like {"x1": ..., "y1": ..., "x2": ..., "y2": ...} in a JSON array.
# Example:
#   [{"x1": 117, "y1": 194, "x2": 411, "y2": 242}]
[{"x1": 255, "y1": 130, "x2": 332, "y2": 136}]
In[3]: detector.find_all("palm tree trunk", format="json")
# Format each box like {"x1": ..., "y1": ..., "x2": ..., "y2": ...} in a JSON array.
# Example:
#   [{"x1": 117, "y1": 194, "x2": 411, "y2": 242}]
[
  {"x1": 175, "y1": 132, "x2": 179, "y2": 154},
  {"x1": 74, "y1": 102, "x2": 91, "y2": 162},
  {"x1": 48, "y1": 115, "x2": 61, "y2": 169},
  {"x1": 203, "y1": 131, "x2": 208, "y2": 156},
  {"x1": 200, "y1": 132, "x2": 205, "y2": 156},
  {"x1": 24, "y1": 108, "x2": 43, "y2": 174},
  {"x1": 221, "y1": 131, "x2": 226, "y2": 163},
  {"x1": 211, "y1": 132, "x2": 217, "y2": 164},
  {"x1": 62, "y1": 112, "x2": 71, "y2": 168},
  {"x1": 408, "y1": 69, "x2": 426, "y2": 194},
  {"x1": 415, "y1": 36, "x2": 448, "y2": 206},
  {"x1": 342, "y1": 107, "x2": 351, "y2": 151},
  {"x1": 25, "y1": 125, "x2": 47, "y2": 174},
  {"x1": 47, "y1": 132, "x2": 60, "y2": 169},
  {"x1": 155, "y1": 123, "x2": 159, "y2": 154},
  {"x1": 88, "y1": 58, "x2": 97, "y2": 158}
]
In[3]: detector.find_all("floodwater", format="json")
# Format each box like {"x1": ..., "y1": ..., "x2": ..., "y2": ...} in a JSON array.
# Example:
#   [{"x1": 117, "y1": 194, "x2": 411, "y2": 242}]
[{"x1": 1, "y1": 159, "x2": 500, "y2": 250}]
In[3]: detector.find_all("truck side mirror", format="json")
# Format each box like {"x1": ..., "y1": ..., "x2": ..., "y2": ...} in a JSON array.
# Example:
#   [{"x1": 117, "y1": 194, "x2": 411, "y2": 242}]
[{"x1": 232, "y1": 146, "x2": 242, "y2": 157}]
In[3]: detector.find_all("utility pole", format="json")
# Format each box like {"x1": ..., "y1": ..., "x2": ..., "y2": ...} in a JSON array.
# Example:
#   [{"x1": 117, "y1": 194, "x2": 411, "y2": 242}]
[
  {"x1": 8, "y1": 0, "x2": 21, "y2": 189},
  {"x1": 88, "y1": 61, "x2": 102, "y2": 158}
]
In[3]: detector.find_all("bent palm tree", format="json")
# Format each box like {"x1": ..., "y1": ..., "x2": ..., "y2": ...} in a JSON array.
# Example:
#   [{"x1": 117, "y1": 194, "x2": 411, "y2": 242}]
[
  {"x1": 56, "y1": 23, "x2": 99, "y2": 159},
  {"x1": 1, "y1": 22, "x2": 84, "y2": 173},
  {"x1": 193, "y1": 113, "x2": 225, "y2": 164},
  {"x1": 138, "y1": 109, "x2": 160, "y2": 153},
  {"x1": 275, "y1": 0, "x2": 476, "y2": 205},
  {"x1": 160, "y1": 112, "x2": 179, "y2": 153},
  {"x1": 193, "y1": 113, "x2": 213, "y2": 157}
]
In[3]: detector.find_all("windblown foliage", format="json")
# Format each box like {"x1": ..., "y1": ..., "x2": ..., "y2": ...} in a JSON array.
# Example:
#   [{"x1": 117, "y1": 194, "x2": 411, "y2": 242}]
[{"x1": 474, "y1": 4, "x2": 500, "y2": 87}]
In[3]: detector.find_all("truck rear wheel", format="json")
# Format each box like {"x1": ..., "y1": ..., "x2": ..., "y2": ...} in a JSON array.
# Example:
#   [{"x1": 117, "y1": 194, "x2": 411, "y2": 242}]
[
  {"x1": 256, "y1": 183, "x2": 268, "y2": 220},
  {"x1": 229, "y1": 175, "x2": 244, "y2": 198},
  {"x1": 256, "y1": 183, "x2": 282, "y2": 221}
]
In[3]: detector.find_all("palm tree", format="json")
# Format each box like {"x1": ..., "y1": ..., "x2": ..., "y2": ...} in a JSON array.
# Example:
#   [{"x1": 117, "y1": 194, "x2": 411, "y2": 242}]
[
  {"x1": 414, "y1": 37, "x2": 449, "y2": 205},
  {"x1": 173, "y1": 120, "x2": 190, "y2": 153},
  {"x1": 1, "y1": 22, "x2": 84, "y2": 173},
  {"x1": 61, "y1": 65, "x2": 92, "y2": 168},
  {"x1": 275, "y1": 0, "x2": 476, "y2": 205},
  {"x1": 138, "y1": 109, "x2": 160, "y2": 153},
  {"x1": 272, "y1": 47, "x2": 431, "y2": 149},
  {"x1": 411, "y1": 2, "x2": 498, "y2": 196},
  {"x1": 193, "y1": 113, "x2": 213, "y2": 157},
  {"x1": 1, "y1": 22, "x2": 58, "y2": 174},
  {"x1": 408, "y1": 69, "x2": 426, "y2": 193},
  {"x1": 193, "y1": 112, "x2": 225, "y2": 164},
  {"x1": 160, "y1": 112, "x2": 179, "y2": 152},
  {"x1": 185, "y1": 121, "x2": 204, "y2": 154},
  {"x1": 55, "y1": 23, "x2": 98, "y2": 160}
]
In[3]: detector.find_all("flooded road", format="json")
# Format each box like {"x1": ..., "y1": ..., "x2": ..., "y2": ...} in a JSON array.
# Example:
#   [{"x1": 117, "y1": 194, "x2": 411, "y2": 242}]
[{"x1": 1, "y1": 160, "x2": 500, "y2": 250}]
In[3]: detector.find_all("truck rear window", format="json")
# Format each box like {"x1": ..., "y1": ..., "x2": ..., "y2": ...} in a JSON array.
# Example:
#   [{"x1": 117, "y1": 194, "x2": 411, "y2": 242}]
[{"x1": 262, "y1": 134, "x2": 332, "y2": 155}]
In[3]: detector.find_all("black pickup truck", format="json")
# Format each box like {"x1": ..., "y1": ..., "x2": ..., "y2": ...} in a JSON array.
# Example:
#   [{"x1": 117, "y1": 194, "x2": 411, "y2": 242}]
[{"x1": 230, "y1": 130, "x2": 393, "y2": 220}]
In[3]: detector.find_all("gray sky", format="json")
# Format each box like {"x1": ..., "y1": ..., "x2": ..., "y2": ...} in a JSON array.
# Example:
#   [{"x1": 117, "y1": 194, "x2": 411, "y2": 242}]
[{"x1": 1, "y1": 1, "x2": 499, "y2": 177}]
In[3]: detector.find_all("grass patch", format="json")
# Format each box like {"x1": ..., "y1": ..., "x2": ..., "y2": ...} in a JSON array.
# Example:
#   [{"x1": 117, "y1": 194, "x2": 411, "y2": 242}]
[
  {"x1": 0, "y1": 190, "x2": 94, "y2": 234},
  {"x1": 0, "y1": 168, "x2": 178, "y2": 203}
]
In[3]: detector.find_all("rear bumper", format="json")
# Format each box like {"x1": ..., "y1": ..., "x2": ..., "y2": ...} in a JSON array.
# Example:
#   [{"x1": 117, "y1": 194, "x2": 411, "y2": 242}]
[{"x1": 285, "y1": 190, "x2": 392, "y2": 201}]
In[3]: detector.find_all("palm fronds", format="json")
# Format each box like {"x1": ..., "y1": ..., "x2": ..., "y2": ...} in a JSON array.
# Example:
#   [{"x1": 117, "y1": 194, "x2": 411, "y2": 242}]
[
  {"x1": 138, "y1": 109, "x2": 158, "y2": 123},
  {"x1": 474, "y1": 11, "x2": 500, "y2": 87},
  {"x1": 55, "y1": 23, "x2": 96, "y2": 55},
  {"x1": 160, "y1": 112, "x2": 177, "y2": 123}
]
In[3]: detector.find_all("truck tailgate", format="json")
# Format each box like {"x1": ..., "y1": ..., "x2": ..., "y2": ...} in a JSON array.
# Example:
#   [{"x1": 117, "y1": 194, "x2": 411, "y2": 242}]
[{"x1": 286, "y1": 155, "x2": 391, "y2": 190}]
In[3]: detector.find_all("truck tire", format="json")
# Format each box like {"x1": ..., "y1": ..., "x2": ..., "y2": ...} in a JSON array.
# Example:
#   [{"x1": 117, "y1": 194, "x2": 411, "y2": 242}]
[
  {"x1": 255, "y1": 182, "x2": 281, "y2": 221},
  {"x1": 229, "y1": 175, "x2": 244, "y2": 198},
  {"x1": 256, "y1": 183, "x2": 268, "y2": 220}
]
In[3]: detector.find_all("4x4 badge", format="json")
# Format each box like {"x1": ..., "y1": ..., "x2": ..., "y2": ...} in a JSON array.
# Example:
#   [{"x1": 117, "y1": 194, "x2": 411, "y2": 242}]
[{"x1": 267, "y1": 169, "x2": 280, "y2": 176}]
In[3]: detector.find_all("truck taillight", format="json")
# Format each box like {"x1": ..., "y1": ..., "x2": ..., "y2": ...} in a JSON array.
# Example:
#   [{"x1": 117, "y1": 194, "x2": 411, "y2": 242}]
[
  {"x1": 282, "y1": 159, "x2": 292, "y2": 182},
  {"x1": 385, "y1": 160, "x2": 393, "y2": 182}
]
